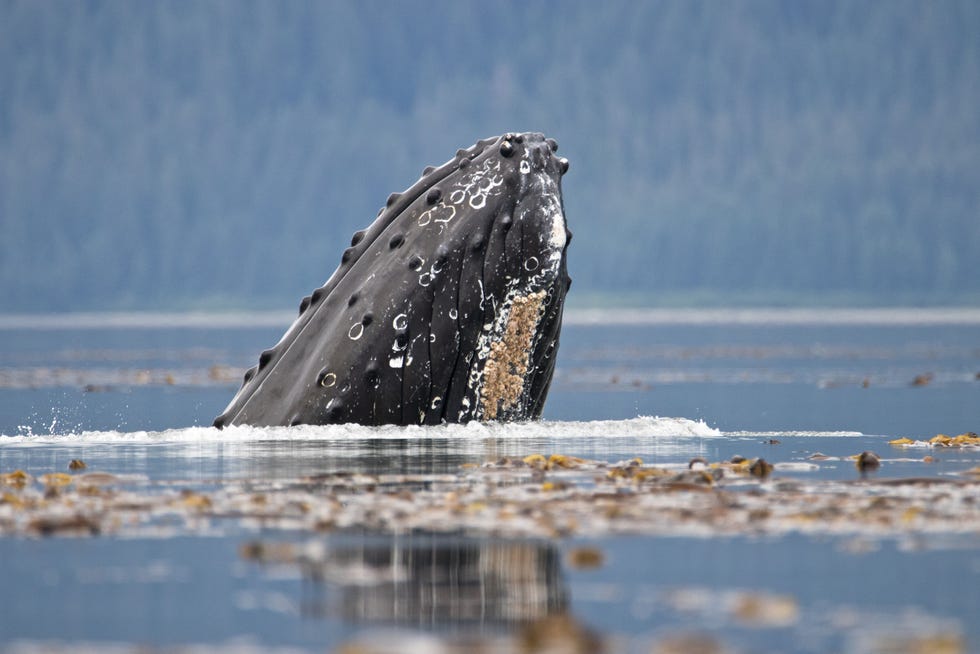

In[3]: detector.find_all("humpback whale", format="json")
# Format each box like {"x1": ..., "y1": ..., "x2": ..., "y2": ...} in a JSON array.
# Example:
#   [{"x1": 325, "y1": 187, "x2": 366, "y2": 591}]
[{"x1": 214, "y1": 132, "x2": 570, "y2": 427}]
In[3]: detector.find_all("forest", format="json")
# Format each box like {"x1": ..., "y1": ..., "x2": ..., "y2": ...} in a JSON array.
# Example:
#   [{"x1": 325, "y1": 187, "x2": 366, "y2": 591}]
[{"x1": 1, "y1": 0, "x2": 978, "y2": 311}]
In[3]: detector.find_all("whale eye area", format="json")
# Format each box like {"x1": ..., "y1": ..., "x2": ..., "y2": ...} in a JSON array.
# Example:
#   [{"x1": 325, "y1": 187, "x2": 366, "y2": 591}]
[{"x1": 499, "y1": 140, "x2": 515, "y2": 157}]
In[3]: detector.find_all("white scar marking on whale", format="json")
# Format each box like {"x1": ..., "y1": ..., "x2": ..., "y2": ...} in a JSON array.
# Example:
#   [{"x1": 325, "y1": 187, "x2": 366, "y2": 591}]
[
  {"x1": 449, "y1": 159, "x2": 504, "y2": 209},
  {"x1": 418, "y1": 203, "x2": 455, "y2": 227}
]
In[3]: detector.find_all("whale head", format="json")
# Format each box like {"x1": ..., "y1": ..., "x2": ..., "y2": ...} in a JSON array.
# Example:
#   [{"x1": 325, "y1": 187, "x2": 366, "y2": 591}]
[{"x1": 214, "y1": 132, "x2": 571, "y2": 427}]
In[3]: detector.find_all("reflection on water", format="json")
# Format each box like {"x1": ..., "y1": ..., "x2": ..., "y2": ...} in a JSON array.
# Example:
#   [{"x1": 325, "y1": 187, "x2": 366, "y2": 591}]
[
  {"x1": 241, "y1": 534, "x2": 567, "y2": 627},
  {"x1": 1, "y1": 528, "x2": 975, "y2": 653}
]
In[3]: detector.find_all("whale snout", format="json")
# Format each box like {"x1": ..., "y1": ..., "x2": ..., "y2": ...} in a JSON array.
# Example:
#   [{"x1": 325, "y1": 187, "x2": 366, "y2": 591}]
[{"x1": 215, "y1": 132, "x2": 571, "y2": 427}]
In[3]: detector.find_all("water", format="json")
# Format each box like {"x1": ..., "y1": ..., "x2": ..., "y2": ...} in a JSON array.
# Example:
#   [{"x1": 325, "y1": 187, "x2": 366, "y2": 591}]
[{"x1": 1, "y1": 310, "x2": 978, "y2": 653}]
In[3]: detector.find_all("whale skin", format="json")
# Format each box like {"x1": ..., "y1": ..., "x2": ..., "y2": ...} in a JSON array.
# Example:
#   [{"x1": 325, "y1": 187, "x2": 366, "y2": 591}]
[{"x1": 214, "y1": 132, "x2": 571, "y2": 427}]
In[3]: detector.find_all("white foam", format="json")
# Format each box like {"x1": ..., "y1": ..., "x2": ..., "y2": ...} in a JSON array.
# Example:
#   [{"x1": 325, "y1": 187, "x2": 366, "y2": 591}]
[{"x1": 0, "y1": 416, "x2": 720, "y2": 445}]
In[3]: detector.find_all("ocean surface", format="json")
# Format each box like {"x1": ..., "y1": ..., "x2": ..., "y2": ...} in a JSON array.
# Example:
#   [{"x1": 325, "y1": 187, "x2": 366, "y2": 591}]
[{"x1": 0, "y1": 309, "x2": 978, "y2": 653}]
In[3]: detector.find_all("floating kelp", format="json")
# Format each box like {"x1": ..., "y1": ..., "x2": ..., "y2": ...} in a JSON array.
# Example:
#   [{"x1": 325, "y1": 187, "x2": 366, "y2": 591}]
[
  {"x1": 889, "y1": 433, "x2": 980, "y2": 448},
  {"x1": 2, "y1": 445, "x2": 979, "y2": 544}
]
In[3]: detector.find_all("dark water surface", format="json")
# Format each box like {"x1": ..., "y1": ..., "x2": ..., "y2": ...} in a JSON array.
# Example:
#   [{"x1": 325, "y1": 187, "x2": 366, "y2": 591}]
[{"x1": 1, "y1": 312, "x2": 978, "y2": 653}]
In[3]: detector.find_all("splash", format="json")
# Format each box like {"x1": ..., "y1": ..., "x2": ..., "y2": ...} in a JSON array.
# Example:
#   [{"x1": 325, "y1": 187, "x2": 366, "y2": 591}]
[{"x1": 0, "y1": 416, "x2": 720, "y2": 445}]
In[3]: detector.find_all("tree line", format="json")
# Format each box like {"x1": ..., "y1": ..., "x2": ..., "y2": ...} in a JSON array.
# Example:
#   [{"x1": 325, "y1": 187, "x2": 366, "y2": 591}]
[{"x1": 1, "y1": 0, "x2": 978, "y2": 311}]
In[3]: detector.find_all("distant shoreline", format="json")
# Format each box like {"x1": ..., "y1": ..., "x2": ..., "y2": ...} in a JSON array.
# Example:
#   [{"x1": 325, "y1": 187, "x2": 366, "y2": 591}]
[{"x1": 2, "y1": 307, "x2": 980, "y2": 330}]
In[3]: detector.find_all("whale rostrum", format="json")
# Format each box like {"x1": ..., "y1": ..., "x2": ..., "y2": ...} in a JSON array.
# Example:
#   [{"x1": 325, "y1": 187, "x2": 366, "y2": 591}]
[{"x1": 214, "y1": 132, "x2": 571, "y2": 427}]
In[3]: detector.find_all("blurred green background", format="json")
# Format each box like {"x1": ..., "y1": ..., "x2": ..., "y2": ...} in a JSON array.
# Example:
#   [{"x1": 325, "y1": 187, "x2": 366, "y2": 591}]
[{"x1": 2, "y1": 0, "x2": 978, "y2": 311}]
